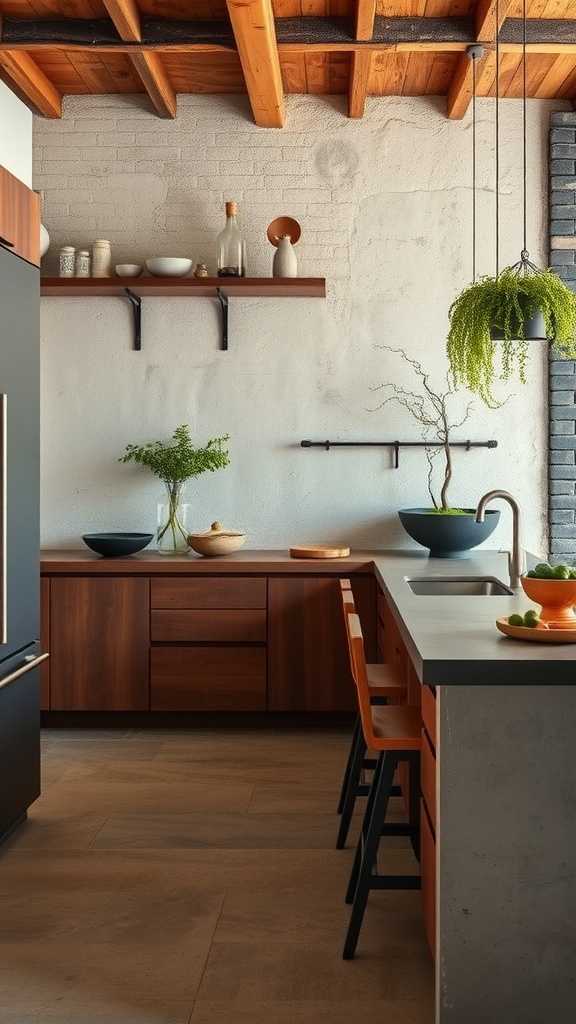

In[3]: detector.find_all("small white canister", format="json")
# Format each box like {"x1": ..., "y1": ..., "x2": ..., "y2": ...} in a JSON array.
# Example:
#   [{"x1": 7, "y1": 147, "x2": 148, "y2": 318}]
[
  {"x1": 92, "y1": 239, "x2": 112, "y2": 278},
  {"x1": 59, "y1": 246, "x2": 76, "y2": 278},
  {"x1": 75, "y1": 250, "x2": 91, "y2": 277}
]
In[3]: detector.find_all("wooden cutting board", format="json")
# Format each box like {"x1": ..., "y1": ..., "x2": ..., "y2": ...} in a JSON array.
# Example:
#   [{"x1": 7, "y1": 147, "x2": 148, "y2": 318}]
[{"x1": 289, "y1": 545, "x2": 350, "y2": 559}]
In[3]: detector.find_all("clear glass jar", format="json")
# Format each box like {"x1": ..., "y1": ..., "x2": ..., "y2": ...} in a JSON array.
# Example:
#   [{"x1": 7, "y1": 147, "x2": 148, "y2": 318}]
[
  {"x1": 157, "y1": 482, "x2": 190, "y2": 555},
  {"x1": 59, "y1": 246, "x2": 76, "y2": 278},
  {"x1": 217, "y1": 201, "x2": 245, "y2": 277}
]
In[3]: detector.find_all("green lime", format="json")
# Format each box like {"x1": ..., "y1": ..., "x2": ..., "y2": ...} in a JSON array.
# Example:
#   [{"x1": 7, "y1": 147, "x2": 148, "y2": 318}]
[
  {"x1": 524, "y1": 610, "x2": 541, "y2": 628},
  {"x1": 526, "y1": 570, "x2": 537, "y2": 578},
  {"x1": 508, "y1": 614, "x2": 524, "y2": 627},
  {"x1": 553, "y1": 565, "x2": 571, "y2": 580},
  {"x1": 534, "y1": 563, "x2": 554, "y2": 579},
  {"x1": 570, "y1": 569, "x2": 576, "y2": 580}
]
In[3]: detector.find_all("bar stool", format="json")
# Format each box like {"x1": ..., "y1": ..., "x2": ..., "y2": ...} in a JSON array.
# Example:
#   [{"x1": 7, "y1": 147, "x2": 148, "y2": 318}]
[
  {"x1": 342, "y1": 610, "x2": 421, "y2": 960},
  {"x1": 336, "y1": 580, "x2": 406, "y2": 850}
]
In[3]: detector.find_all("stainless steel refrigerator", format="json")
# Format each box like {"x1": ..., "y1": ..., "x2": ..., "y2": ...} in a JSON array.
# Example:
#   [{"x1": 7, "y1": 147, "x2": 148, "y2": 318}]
[{"x1": 0, "y1": 242, "x2": 45, "y2": 841}]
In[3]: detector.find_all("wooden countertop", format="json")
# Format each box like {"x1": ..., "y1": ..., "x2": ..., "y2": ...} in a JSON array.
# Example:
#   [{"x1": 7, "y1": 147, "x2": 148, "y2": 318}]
[{"x1": 40, "y1": 549, "x2": 377, "y2": 575}]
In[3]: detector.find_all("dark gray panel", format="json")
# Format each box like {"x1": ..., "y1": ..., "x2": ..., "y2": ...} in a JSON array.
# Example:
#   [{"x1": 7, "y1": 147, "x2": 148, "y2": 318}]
[{"x1": 0, "y1": 246, "x2": 40, "y2": 661}]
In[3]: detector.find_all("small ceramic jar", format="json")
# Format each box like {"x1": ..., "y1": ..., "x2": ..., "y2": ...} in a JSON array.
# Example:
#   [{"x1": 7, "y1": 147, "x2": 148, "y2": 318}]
[
  {"x1": 92, "y1": 239, "x2": 112, "y2": 278},
  {"x1": 58, "y1": 246, "x2": 76, "y2": 278},
  {"x1": 194, "y1": 263, "x2": 209, "y2": 278},
  {"x1": 75, "y1": 250, "x2": 91, "y2": 277}
]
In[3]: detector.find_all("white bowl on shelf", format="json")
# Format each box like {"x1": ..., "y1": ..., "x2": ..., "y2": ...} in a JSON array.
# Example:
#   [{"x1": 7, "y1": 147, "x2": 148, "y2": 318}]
[
  {"x1": 146, "y1": 257, "x2": 193, "y2": 277},
  {"x1": 115, "y1": 264, "x2": 142, "y2": 277}
]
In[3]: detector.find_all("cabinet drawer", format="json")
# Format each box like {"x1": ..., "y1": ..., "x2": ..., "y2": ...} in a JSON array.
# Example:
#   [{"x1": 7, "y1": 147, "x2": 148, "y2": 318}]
[
  {"x1": 421, "y1": 729, "x2": 436, "y2": 829},
  {"x1": 151, "y1": 608, "x2": 266, "y2": 643},
  {"x1": 421, "y1": 799, "x2": 436, "y2": 959},
  {"x1": 151, "y1": 577, "x2": 266, "y2": 610},
  {"x1": 151, "y1": 646, "x2": 266, "y2": 711},
  {"x1": 422, "y1": 684, "x2": 436, "y2": 748}
]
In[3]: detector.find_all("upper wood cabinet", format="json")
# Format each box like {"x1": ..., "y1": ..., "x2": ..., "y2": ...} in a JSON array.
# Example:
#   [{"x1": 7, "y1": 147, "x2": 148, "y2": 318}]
[
  {"x1": 268, "y1": 575, "x2": 376, "y2": 712},
  {"x1": 49, "y1": 577, "x2": 149, "y2": 710},
  {"x1": 0, "y1": 166, "x2": 40, "y2": 267}
]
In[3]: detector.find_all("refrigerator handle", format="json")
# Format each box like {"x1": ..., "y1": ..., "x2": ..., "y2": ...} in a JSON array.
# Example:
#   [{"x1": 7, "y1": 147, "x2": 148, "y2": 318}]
[
  {"x1": 0, "y1": 652, "x2": 49, "y2": 692},
  {"x1": 0, "y1": 394, "x2": 6, "y2": 645}
]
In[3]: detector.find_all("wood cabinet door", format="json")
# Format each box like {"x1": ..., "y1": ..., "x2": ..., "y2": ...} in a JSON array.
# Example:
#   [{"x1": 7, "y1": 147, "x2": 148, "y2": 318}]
[
  {"x1": 268, "y1": 575, "x2": 376, "y2": 712},
  {"x1": 151, "y1": 647, "x2": 266, "y2": 711},
  {"x1": 40, "y1": 577, "x2": 50, "y2": 711},
  {"x1": 49, "y1": 577, "x2": 149, "y2": 710},
  {"x1": 0, "y1": 166, "x2": 40, "y2": 266}
]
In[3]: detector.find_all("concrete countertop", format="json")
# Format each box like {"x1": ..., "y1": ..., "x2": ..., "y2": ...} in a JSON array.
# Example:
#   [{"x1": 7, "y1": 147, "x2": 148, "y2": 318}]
[
  {"x1": 372, "y1": 549, "x2": 576, "y2": 686},
  {"x1": 41, "y1": 547, "x2": 576, "y2": 685}
]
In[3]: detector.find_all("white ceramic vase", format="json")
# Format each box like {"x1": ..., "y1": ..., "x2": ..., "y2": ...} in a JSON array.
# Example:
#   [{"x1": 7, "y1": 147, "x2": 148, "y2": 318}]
[
  {"x1": 40, "y1": 224, "x2": 50, "y2": 259},
  {"x1": 273, "y1": 236, "x2": 298, "y2": 278}
]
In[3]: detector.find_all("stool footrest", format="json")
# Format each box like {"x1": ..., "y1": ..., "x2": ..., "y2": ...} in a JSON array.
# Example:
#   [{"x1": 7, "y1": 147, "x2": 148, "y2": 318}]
[
  {"x1": 369, "y1": 875, "x2": 421, "y2": 891},
  {"x1": 380, "y1": 823, "x2": 418, "y2": 837}
]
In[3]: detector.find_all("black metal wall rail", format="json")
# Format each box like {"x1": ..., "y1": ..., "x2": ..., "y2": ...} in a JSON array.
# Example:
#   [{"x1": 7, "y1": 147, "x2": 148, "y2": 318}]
[{"x1": 300, "y1": 439, "x2": 498, "y2": 469}]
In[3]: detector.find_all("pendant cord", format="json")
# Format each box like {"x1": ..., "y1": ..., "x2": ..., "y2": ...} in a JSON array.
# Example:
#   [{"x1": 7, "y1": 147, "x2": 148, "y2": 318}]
[
  {"x1": 522, "y1": 0, "x2": 528, "y2": 260},
  {"x1": 495, "y1": 0, "x2": 500, "y2": 277},
  {"x1": 472, "y1": 52, "x2": 477, "y2": 283}
]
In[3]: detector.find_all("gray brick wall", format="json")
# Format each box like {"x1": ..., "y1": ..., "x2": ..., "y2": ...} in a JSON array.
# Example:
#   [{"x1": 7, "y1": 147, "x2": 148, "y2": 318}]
[{"x1": 549, "y1": 112, "x2": 576, "y2": 561}]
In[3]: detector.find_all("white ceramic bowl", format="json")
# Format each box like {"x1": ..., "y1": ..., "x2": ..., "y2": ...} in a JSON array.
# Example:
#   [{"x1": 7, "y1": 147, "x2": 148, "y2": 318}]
[
  {"x1": 115, "y1": 264, "x2": 142, "y2": 277},
  {"x1": 146, "y1": 257, "x2": 193, "y2": 277}
]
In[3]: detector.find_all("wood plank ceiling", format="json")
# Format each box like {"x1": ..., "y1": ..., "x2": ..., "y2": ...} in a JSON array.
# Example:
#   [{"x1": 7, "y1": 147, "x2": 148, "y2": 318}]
[{"x1": 0, "y1": 0, "x2": 576, "y2": 125}]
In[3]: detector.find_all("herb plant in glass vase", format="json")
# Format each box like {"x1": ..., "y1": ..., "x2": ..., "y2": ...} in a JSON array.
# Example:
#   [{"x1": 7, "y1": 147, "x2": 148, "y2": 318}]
[{"x1": 120, "y1": 426, "x2": 230, "y2": 555}]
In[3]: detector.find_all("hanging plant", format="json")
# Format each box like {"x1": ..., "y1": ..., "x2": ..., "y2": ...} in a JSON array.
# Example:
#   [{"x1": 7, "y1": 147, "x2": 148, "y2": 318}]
[{"x1": 447, "y1": 268, "x2": 576, "y2": 407}]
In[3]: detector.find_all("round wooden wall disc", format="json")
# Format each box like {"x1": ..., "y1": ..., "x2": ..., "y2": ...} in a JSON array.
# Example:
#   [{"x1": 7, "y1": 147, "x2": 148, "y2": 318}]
[{"x1": 267, "y1": 216, "x2": 301, "y2": 247}]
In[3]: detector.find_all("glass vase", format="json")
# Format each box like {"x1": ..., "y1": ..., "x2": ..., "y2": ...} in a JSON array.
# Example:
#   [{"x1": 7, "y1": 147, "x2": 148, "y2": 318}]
[{"x1": 157, "y1": 483, "x2": 190, "y2": 555}]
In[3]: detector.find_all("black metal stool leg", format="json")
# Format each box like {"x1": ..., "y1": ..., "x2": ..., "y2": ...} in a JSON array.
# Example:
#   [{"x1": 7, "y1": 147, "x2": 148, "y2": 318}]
[
  {"x1": 336, "y1": 724, "x2": 367, "y2": 849},
  {"x1": 337, "y1": 715, "x2": 361, "y2": 815},
  {"x1": 345, "y1": 751, "x2": 385, "y2": 903},
  {"x1": 343, "y1": 752, "x2": 397, "y2": 960}
]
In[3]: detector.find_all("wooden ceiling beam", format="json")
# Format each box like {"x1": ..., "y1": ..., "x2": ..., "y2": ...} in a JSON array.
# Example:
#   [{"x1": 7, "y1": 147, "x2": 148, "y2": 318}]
[
  {"x1": 447, "y1": 0, "x2": 515, "y2": 119},
  {"x1": 101, "y1": 0, "x2": 141, "y2": 43},
  {"x1": 102, "y1": 0, "x2": 176, "y2": 117},
  {"x1": 0, "y1": 50, "x2": 61, "y2": 117},
  {"x1": 348, "y1": 0, "x2": 375, "y2": 118},
  {"x1": 225, "y1": 0, "x2": 284, "y2": 128}
]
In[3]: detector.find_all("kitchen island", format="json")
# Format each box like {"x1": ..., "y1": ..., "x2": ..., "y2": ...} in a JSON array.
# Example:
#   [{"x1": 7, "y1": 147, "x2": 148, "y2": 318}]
[{"x1": 40, "y1": 547, "x2": 576, "y2": 1022}]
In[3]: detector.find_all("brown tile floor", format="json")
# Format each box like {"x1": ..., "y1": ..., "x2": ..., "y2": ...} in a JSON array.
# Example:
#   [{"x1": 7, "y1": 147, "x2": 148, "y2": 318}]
[{"x1": 0, "y1": 726, "x2": 434, "y2": 1024}]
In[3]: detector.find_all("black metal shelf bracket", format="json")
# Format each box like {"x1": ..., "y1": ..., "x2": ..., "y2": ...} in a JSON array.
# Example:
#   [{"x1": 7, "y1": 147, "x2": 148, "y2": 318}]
[
  {"x1": 300, "y1": 439, "x2": 497, "y2": 469},
  {"x1": 216, "y1": 288, "x2": 229, "y2": 351},
  {"x1": 124, "y1": 288, "x2": 142, "y2": 351}
]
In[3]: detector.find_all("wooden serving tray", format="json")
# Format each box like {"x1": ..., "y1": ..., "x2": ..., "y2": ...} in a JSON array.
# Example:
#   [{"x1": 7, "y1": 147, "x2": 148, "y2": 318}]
[
  {"x1": 289, "y1": 545, "x2": 350, "y2": 560},
  {"x1": 496, "y1": 618, "x2": 576, "y2": 643}
]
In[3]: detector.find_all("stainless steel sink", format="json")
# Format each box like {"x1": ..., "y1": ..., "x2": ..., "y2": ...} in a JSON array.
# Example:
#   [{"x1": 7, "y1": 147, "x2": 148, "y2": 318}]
[{"x1": 406, "y1": 576, "x2": 513, "y2": 596}]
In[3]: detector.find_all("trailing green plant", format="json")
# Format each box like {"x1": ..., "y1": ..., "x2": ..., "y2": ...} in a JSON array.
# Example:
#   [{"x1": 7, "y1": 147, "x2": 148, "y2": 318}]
[
  {"x1": 119, "y1": 426, "x2": 230, "y2": 551},
  {"x1": 447, "y1": 269, "x2": 576, "y2": 407}
]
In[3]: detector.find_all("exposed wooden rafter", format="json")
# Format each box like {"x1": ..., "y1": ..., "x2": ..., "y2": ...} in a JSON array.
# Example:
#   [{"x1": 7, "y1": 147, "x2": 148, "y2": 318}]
[
  {"x1": 348, "y1": 0, "x2": 376, "y2": 117},
  {"x1": 447, "y1": 0, "x2": 516, "y2": 119},
  {"x1": 0, "y1": 50, "x2": 61, "y2": 117},
  {"x1": 225, "y1": 0, "x2": 284, "y2": 127},
  {"x1": 101, "y1": 0, "x2": 176, "y2": 117}
]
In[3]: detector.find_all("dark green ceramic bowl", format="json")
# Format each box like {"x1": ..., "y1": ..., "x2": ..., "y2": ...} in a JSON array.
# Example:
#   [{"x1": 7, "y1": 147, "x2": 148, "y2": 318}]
[{"x1": 82, "y1": 532, "x2": 153, "y2": 557}]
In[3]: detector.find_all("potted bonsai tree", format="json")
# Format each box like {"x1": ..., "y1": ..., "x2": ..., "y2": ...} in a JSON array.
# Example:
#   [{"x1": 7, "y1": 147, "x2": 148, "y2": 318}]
[
  {"x1": 120, "y1": 425, "x2": 230, "y2": 555},
  {"x1": 447, "y1": 266, "x2": 576, "y2": 407},
  {"x1": 373, "y1": 347, "x2": 500, "y2": 557}
]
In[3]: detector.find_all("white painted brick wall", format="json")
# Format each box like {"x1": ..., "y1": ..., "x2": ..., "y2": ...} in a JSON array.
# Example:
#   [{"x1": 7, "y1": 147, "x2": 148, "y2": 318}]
[{"x1": 34, "y1": 93, "x2": 558, "y2": 551}]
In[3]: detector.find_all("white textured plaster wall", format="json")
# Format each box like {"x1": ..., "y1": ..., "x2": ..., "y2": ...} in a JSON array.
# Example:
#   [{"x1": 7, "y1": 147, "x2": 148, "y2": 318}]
[
  {"x1": 35, "y1": 93, "x2": 559, "y2": 553},
  {"x1": 0, "y1": 80, "x2": 32, "y2": 185}
]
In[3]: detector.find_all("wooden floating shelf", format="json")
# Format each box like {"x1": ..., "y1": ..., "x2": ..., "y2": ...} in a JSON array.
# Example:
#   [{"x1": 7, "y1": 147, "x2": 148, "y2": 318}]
[
  {"x1": 40, "y1": 276, "x2": 326, "y2": 351},
  {"x1": 40, "y1": 277, "x2": 326, "y2": 298}
]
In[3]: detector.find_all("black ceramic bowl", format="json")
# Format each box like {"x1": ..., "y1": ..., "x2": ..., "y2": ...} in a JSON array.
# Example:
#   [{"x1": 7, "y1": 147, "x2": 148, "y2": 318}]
[
  {"x1": 398, "y1": 508, "x2": 500, "y2": 558},
  {"x1": 82, "y1": 532, "x2": 154, "y2": 558}
]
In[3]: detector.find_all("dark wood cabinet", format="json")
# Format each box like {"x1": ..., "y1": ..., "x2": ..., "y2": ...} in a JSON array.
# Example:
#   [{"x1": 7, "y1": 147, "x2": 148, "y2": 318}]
[
  {"x1": 40, "y1": 576, "x2": 50, "y2": 711},
  {"x1": 151, "y1": 646, "x2": 266, "y2": 711},
  {"x1": 0, "y1": 166, "x2": 40, "y2": 266},
  {"x1": 267, "y1": 575, "x2": 376, "y2": 712},
  {"x1": 49, "y1": 577, "x2": 149, "y2": 710}
]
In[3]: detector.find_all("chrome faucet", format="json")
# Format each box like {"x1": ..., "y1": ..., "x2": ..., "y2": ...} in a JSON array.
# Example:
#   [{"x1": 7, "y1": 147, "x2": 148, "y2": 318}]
[{"x1": 475, "y1": 490, "x2": 525, "y2": 590}]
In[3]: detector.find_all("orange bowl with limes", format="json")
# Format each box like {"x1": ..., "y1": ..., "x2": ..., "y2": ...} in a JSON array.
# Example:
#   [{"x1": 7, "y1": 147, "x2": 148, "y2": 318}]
[{"x1": 521, "y1": 575, "x2": 576, "y2": 623}]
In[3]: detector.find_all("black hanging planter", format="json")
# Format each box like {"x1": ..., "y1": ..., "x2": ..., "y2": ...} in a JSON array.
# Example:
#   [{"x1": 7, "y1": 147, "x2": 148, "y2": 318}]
[{"x1": 490, "y1": 302, "x2": 549, "y2": 343}]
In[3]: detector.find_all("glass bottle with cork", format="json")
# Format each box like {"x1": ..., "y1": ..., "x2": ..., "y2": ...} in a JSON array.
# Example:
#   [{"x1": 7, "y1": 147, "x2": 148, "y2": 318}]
[{"x1": 217, "y1": 201, "x2": 246, "y2": 277}]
